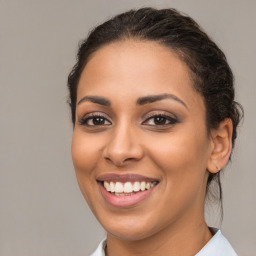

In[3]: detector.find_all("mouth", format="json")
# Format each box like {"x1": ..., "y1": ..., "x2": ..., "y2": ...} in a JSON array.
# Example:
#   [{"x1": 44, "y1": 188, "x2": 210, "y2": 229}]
[
  {"x1": 97, "y1": 173, "x2": 159, "y2": 207},
  {"x1": 101, "y1": 180, "x2": 158, "y2": 196}
]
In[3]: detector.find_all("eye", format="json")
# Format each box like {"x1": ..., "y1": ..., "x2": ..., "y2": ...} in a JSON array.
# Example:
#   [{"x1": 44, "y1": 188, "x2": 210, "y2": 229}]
[
  {"x1": 143, "y1": 114, "x2": 178, "y2": 126},
  {"x1": 79, "y1": 113, "x2": 111, "y2": 126}
]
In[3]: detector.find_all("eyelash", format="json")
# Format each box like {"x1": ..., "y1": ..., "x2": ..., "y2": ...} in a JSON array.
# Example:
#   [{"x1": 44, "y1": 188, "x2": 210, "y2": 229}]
[
  {"x1": 142, "y1": 113, "x2": 178, "y2": 126},
  {"x1": 78, "y1": 112, "x2": 178, "y2": 128},
  {"x1": 79, "y1": 113, "x2": 111, "y2": 126}
]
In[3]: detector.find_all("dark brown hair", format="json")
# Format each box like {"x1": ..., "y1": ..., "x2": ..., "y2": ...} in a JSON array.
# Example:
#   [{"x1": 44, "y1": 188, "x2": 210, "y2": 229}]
[{"x1": 67, "y1": 7, "x2": 243, "y2": 212}]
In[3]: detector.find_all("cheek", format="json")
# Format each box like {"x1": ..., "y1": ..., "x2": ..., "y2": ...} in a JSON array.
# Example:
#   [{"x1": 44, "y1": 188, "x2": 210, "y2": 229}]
[
  {"x1": 146, "y1": 126, "x2": 211, "y2": 191},
  {"x1": 71, "y1": 130, "x2": 104, "y2": 203},
  {"x1": 142, "y1": 132, "x2": 211, "y2": 227},
  {"x1": 71, "y1": 130, "x2": 104, "y2": 173},
  {"x1": 150, "y1": 132, "x2": 209, "y2": 169}
]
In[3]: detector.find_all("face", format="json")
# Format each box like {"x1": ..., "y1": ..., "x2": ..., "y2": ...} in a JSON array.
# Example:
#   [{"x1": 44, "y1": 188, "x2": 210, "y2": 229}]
[{"x1": 72, "y1": 40, "x2": 213, "y2": 240}]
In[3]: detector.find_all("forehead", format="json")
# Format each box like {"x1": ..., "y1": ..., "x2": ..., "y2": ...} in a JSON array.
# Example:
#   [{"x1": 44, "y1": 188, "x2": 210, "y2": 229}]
[{"x1": 77, "y1": 40, "x2": 203, "y2": 109}]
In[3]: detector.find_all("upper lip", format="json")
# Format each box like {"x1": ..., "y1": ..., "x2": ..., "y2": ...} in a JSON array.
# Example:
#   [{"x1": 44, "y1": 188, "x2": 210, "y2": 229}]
[{"x1": 97, "y1": 173, "x2": 159, "y2": 183}]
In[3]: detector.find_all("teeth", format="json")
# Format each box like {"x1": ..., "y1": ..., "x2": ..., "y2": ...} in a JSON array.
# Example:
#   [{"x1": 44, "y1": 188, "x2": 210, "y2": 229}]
[
  {"x1": 115, "y1": 192, "x2": 133, "y2": 196},
  {"x1": 110, "y1": 182, "x2": 115, "y2": 193},
  {"x1": 104, "y1": 182, "x2": 111, "y2": 192},
  {"x1": 124, "y1": 182, "x2": 133, "y2": 193},
  {"x1": 103, "y1": 180, "x2": 157, "y2": 194},
  {"x1": 140, "y1": 181, "x2": 146, "y2": 191},
  {"x1": 115, "y1": 182, "x2": 124, "y2": 193},
  {"x1": 133, "y1": 181, "x2": 140, "y2": 192}
]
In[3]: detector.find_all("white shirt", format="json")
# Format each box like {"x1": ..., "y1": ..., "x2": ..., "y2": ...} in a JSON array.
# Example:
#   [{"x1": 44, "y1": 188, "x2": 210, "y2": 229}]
[{"x1": 90, "y1": 229, "x2": 237, "y2": 256}]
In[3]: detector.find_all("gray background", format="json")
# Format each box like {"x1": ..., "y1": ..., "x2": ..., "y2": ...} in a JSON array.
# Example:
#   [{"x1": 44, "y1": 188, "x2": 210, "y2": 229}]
[{"x1": 0, "y1": 0, "x2": 255, "y2": 255}]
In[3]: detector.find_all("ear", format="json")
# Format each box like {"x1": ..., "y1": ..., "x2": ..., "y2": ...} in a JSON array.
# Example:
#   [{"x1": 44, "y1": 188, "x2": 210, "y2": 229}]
[{"x1": 207, "y1": 118, "x2": 233, "y2": 173}]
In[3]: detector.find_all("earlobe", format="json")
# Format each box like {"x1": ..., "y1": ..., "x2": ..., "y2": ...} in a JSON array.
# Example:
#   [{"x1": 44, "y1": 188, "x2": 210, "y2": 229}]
[{"x1": 207, "y1": 118, "x2": 233, "y2": 173}]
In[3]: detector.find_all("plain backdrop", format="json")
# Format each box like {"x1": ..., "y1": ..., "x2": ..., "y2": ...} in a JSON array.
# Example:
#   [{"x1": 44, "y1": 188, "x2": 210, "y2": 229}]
[{"x1": 0, "y1": 0, "x2": 255, "y2": 255}]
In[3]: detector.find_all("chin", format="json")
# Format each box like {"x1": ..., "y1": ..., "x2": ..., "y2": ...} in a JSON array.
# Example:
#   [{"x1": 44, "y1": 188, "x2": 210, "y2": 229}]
[
  {"x1": 106, "y1": 225, "x2": 156, "y2": 241},
  {"x1": 97, "y1": 212, "x2": 161, "y2": 241}
]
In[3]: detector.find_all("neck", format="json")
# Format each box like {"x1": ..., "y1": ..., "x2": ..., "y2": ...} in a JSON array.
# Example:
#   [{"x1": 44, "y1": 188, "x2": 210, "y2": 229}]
[{"x1": 105, "y1": 214, "x2": 212, "y2": 256}]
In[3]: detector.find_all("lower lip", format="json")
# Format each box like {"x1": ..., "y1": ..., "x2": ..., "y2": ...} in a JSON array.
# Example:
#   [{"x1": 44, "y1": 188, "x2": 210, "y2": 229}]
[{"x1": 98, "y1": 182, "x2": 156, "y2": 208}]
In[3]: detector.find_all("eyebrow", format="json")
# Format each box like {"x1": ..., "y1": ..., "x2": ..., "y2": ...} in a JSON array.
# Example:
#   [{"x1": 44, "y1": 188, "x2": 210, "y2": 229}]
[
  {"x1": 77, "y1": 93, "x2": 188, "y2": 109},
  {"x1": 77, "y1": 96, "x2": 111, "y2": 106},
  {"x1": 137, "y1": 93, "x2": 188, "y2": 109}
]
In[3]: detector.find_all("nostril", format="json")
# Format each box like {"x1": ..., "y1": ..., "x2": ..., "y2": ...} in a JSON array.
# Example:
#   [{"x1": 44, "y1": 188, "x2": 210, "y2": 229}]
[
  {"x1": 104, "y1": 155, "x2": 139, "y2": 167},
  {"x1": 103, "y1": 134, "x2": 144, "y2": 166}
]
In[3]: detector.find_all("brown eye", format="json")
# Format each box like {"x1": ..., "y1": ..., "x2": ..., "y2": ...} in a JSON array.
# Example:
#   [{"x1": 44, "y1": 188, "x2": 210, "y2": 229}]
[
  {"x1": 92, "y1": 117, "x2": 106, "y2": 125},
  {"x1": 79, "y1": 115, "x2": 111, "y2": 126},
  {"x1": 154, "y1": 116, "x2": 168, "y2": 125},
  {"x1": 143, "y1": 114, "x2": 177, "y2": 126}
]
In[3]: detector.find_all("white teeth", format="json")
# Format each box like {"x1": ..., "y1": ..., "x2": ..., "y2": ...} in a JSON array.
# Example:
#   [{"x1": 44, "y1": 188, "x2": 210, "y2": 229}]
[
  {"x1": 110, "y1": 182, "x2": 115, "y2": 192},
  {"x1": 123, "y1": 182, "x2": 133, "y2": 193},
  {"x1": 104, "y1": 181, "x2": 111, "y2": 192},
  {"x1": 133, "y1": 181, "x2": 140, "y2": 192},
  {"x1": 103, "y1": 180, "x2": 158, "y2": 194},
  {"x1": 115, "y1": 182, "x2": 124, "y2": 193},
  {"x1": 140, "y1": 181, "x2": 146, "y2": 191}
]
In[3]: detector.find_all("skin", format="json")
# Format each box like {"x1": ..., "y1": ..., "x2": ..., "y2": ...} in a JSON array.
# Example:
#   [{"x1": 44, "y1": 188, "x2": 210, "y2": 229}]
[{"x1": 71, "y1": 40, "x2": 233, "y2": 256}]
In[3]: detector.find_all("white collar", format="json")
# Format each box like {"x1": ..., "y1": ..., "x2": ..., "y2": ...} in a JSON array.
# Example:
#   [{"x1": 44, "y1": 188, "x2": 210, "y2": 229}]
[
  {"x1": 90, "y1": 229, "x2": 237, "y2": 256},
  {"x1": 196, "y1": 228, "x2": 237, "y2": 256}
]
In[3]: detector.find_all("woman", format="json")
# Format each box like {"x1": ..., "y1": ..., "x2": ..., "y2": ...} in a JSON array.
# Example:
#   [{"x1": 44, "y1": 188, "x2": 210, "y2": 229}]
[{"x1": 68, "y1": 7, "x2": 242, "y2": 256}]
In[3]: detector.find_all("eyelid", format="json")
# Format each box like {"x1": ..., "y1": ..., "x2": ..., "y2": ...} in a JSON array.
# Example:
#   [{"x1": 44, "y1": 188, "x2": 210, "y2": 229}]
[
  {"x1": 142, "y1": 110, "x2": 178, "y2": 121},
  {"x1": 77, "y1": 110, "x2": 179, "y2": 127},
  {"x1": 142, "y1": 111, "x2": 179, "y2": 126},
  {"x1": 78, "y1": 111, "x2": 112, "y2": 125}
]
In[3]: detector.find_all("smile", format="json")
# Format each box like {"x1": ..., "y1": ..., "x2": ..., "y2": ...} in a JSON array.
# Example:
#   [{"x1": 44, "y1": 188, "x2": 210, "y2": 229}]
[
  {"x1": 103, "y1": 181, "x2": 158, "y2": 196},
  {"x1": 97, "y1": 173, "x2": 159, "y2": 207}
]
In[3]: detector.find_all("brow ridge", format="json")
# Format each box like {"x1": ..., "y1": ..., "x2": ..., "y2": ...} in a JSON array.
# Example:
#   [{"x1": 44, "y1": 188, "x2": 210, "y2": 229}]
[
  {"x1": 77, "y1": 93, "x2": 187, "y2": 109},
  {"x1": 136, "y1": 93, "x2": 188, "y2": 109},
  {"x1": 77, "y1": 96, "x2": 111, "y2": 106}
]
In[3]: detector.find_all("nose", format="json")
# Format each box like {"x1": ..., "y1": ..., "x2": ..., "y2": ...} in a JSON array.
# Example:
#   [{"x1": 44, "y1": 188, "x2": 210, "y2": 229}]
[{"x1": 103, "y1": 122, "x2": 144, "y2": 167}]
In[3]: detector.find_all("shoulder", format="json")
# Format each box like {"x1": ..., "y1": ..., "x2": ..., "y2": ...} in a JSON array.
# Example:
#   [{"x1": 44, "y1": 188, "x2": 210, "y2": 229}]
[{"x1": 196, "y1": 228, "x2": 238, "y2": 256}]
